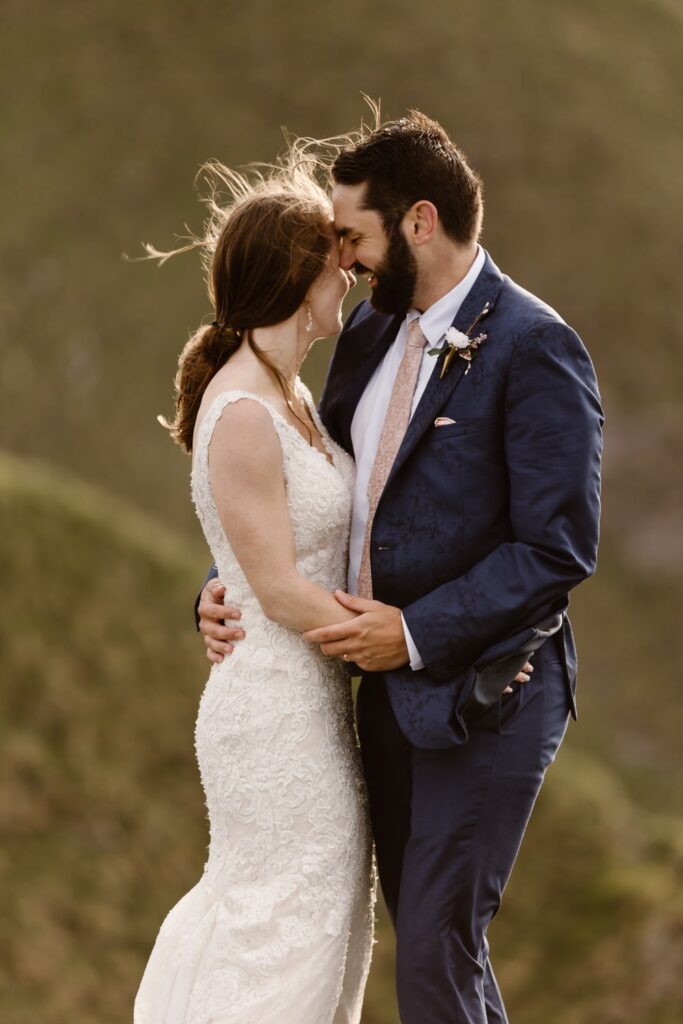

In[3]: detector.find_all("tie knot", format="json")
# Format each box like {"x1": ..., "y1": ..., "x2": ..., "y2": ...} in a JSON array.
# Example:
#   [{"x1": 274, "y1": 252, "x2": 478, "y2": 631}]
[{"x1": 406, "y1": 319, "x2": 426, "y2": 349}]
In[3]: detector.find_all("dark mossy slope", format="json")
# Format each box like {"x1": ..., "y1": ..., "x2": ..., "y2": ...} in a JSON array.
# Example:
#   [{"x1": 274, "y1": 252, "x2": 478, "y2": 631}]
[{"x1": 1, "y1": 454, "x2": 682, "y2": 1023}]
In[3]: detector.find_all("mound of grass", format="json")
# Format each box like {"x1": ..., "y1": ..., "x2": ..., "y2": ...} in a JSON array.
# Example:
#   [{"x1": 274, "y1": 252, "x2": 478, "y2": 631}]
[
  {"x1": 2, "y1": 453, "x2": 682, "y2": 1023},
  {"x1": 492, "y1": 749, "x2": 683, "y2": 1024},
  {"x1": 0, "y1": 452, "x2": 208, "y2": 1022}
]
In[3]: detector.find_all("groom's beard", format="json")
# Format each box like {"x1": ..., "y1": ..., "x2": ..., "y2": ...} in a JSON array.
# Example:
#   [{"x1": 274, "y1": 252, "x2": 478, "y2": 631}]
[{"x1": 359, "y1": 224, "x2": 418, "y2": 317}]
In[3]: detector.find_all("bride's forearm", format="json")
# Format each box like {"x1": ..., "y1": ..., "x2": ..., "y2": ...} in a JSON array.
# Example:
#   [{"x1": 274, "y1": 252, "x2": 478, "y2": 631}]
[
  {"x1": 260, "y1": 574, "x2": 357, "y2": 634},
  {"x1": 207, "y1": 404, "x2": 358, "y2": 637}
]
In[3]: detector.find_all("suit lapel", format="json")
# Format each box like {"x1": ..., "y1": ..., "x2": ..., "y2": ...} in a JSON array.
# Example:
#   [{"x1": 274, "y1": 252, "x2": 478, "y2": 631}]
[
  {"x1": 384, "y1": 251, "x2": 506, "y2": 491},
  {"x1": 323, "y1": 309, "x2": 401, "y2": 453},
  {"x1": 344, "y1": 313, "x2": 401, "y2": 414}
]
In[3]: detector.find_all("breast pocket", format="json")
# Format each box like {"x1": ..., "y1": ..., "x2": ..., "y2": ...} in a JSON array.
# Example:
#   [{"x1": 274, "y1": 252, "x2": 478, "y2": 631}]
[
  {"x1": 428, "y1": 420, "x2": 507, "y2": 523},
  {"x1": 431, "y1": 419, "x2": 495, "y2": 443}
]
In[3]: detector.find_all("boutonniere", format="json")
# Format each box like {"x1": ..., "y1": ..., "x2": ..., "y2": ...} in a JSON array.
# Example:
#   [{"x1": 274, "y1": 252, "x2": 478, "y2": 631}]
[{"x1": 428, "y1": 301, "x2": 493, "y2": 379}]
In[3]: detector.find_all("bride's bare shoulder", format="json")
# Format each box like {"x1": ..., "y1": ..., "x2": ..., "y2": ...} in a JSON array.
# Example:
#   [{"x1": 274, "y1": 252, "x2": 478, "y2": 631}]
[
  {"x1": 199, "y1": 365, "x2": 281, "y2": 416},
  {"x1": 204, "y1": 400, "x2": 285, "y2": 494},
  {"x1": 194, "y1": 376, "x2": 282, "y2": 466}
]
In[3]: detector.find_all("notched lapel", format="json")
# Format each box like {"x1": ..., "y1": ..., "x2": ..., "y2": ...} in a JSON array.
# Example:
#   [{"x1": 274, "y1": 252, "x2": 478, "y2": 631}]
[
  {"x1": 384, "y1": 251, "x2": 505, "y2": 491},
  {"x1": 324, "y1": 308, "x2": 401, "y2": 454},
  {"x1": 346, "y1": 310, "x2": 400, "y2": 393}
]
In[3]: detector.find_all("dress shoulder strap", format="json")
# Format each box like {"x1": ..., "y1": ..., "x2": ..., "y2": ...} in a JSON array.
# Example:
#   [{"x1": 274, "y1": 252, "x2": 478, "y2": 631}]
[
  {"x1": 191, "y1": 389, "x2": 294, "y2": 480},
  {"x1": 198, "y1": 388, "x2": 286, "y2": 447}
]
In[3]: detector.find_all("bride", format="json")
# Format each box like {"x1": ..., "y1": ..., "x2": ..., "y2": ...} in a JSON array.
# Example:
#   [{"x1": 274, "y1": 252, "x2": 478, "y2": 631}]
[{"x1": 134, "y1": 155, "x2": 375, "y2": 1023}]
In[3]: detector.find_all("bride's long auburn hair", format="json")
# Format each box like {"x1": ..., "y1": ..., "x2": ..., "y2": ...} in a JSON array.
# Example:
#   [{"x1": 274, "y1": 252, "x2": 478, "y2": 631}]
[{"x1": 143, "y1": 147, "x2": 334, "y2": 452}]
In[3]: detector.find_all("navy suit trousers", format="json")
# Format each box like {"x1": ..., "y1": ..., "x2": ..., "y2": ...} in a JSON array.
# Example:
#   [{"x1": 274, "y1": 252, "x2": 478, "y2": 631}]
[{"x1": 356, "y1": 651, "x2": 572, "y2": 1023}]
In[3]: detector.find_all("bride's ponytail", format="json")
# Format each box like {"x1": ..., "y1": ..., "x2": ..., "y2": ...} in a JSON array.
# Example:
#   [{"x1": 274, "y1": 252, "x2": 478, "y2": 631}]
[
  {"x1": 146, "y1": 146, "x2": 333, "y2": 453},
  {"x1": 161, "y1": 322, "x2": 243, "y2": 452}
]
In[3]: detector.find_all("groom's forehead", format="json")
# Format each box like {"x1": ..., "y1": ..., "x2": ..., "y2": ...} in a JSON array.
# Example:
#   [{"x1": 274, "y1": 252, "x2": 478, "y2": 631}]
[{"x1": 332, "y1": 183, "x2": 377, "y2": 235}]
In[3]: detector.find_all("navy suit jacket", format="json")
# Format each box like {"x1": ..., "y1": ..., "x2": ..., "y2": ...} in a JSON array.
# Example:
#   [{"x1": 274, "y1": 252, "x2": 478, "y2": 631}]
[{"x1": 316, "y1": 250, "x2": 603, "y2": 748}]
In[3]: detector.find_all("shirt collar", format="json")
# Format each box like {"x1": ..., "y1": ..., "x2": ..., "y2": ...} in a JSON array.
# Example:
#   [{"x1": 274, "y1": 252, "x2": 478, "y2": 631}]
[{"x1": 406, "y1": 244, "x2": 486, "y2": 348}]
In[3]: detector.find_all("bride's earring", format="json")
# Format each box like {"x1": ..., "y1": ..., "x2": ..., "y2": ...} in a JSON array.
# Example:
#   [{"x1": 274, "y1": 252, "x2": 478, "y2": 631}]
[{"x1": 305, "y1": 302, "x2": 313, "y2": 333}]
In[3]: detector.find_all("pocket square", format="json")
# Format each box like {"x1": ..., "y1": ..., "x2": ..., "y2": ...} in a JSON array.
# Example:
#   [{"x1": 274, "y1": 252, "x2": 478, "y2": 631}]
[{"x1": 434, "y1": 417, "x2": 457, "y2": 427}]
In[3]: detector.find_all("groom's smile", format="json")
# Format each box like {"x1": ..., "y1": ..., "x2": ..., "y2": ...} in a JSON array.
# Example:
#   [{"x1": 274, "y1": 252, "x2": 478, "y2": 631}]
[
  {"x1": 332, "y1": 183, "x2": 419, "y2": 317},
  {"x1": 332, "y1": 184, "x2": 385, "y2": 277}
]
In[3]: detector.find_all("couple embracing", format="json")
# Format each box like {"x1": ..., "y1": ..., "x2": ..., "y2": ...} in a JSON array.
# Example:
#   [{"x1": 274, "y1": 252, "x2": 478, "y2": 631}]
[{"x1": 134, "y1": 110, "x2": 603, "y2": 1023}]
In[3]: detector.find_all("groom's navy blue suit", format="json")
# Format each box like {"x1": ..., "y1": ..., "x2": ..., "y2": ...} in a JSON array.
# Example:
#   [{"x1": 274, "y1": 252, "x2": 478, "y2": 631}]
[
  {"x1": 317, "y1": 251, "x2": 603, "y2": 1022},
  {"x1": 199, "y1": 251, "x2": 603, "y2": 1022}
]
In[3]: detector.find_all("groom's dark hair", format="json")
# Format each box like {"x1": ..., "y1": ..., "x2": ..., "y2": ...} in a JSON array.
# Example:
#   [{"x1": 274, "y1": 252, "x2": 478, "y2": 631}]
[{"x1": 332, "y1": 110, "x2": 483, "y2": 243}]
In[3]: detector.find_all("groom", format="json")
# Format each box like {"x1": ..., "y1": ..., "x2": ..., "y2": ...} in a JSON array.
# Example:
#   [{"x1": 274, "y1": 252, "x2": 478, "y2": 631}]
[{"x1": 197, "y1": 112, "x2": 603, "y2": 1022}]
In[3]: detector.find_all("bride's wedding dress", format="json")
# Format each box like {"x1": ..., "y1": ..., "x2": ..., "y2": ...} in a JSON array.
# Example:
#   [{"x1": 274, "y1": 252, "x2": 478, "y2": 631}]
[{"x1": 134, "y1": 381, "x2": 375, "y2": 1024}]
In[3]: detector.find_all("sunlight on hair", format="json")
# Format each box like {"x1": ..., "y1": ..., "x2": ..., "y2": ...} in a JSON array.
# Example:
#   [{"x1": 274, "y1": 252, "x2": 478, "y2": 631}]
[
  {"x1": 132, "y1": 132, "x2": 344, "y2": 454},
  {"x1": 126, "y1": 96, "x2": 385, "y2": 277},
  {"x1": 131, "y1": 137, "x2": 333, "y2": 284}
]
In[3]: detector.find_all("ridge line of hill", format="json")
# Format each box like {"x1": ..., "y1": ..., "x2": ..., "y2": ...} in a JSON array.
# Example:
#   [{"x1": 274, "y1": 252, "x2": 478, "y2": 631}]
[{"x1": 0, "y1": 449, "x2": 203, "y2": 571}]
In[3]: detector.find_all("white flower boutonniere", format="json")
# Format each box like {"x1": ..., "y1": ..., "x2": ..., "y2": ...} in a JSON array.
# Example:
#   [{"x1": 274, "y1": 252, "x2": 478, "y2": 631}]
[{"x1": 427, "y1": 300, "x2": 493, "y2": 379}]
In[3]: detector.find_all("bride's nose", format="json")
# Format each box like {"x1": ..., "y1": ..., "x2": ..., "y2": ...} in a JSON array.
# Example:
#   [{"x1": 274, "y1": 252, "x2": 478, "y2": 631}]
[{"x1": 339, "y1": 239, "x2": 356, "y2": 271}]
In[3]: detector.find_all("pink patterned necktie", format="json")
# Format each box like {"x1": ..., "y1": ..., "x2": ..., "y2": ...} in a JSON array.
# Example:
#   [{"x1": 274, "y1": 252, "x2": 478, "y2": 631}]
[{"x1": 357, "y1": 319, "x2": 427, "y2": 599}]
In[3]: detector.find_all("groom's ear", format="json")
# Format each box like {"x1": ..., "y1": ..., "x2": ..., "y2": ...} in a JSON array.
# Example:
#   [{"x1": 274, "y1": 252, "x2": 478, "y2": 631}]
[{"x1": 406, "y1": 200, "x2": 439, "y2": 246}]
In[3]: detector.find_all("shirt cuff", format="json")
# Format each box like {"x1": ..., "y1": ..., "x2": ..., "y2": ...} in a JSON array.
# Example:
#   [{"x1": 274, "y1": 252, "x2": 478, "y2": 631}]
[{"x1": 401, "y1": 613, "x2": 425, "y2": 671}]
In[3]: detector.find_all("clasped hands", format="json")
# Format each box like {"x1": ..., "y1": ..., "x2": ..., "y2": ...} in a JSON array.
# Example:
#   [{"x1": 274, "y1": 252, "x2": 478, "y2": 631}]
[
  {"x1": 199, "y1": 580, "x2": 534, "y2": 688},
  {"x1": 198, "y1": 581, "x2": 410, "y2": 671},
  {"x1": 303, "y1": 590, "x2": 410, "y2": 671}
]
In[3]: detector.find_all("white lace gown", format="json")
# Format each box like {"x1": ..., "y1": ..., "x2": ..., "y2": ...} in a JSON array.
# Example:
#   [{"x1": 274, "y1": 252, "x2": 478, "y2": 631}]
[{"x1": 134, "y1": 381, "x2": 375, "y2": 1024}]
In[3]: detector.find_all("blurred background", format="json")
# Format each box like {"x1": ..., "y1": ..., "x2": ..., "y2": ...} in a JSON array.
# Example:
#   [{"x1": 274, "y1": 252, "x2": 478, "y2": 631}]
[{"x1": 1, "y1": 1, "x2": 682, "y2": 1021}]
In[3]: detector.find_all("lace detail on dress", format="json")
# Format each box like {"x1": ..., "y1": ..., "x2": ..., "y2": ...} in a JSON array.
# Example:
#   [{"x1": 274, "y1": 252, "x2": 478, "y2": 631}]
[{"x1": 134, "y1": 382, "x2": 376, "y2": 1024}]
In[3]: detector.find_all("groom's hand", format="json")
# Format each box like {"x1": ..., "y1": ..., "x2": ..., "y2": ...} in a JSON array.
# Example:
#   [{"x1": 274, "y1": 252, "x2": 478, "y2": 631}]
[
  {"x1": 198, "y1": 578, "x2": 245, "y2": 664},
  {"x1": 302, "y1": 591, "x2": 409, "y2": 671}
]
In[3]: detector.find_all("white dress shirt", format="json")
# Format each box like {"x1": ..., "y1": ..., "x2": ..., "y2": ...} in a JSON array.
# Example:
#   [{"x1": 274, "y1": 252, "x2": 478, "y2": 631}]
[{"x1": 347, "y1": 245, "x2": 486, "y2": 670}]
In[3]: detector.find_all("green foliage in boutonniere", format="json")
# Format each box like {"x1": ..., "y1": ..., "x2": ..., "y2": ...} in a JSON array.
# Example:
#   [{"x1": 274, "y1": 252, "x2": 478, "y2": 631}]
[{"x1": 428, "y1": 300, "x2": 493, "y2": 379}]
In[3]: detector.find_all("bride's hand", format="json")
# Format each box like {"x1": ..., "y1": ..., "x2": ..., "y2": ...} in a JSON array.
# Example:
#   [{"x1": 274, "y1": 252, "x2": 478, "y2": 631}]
[
  {"x1": 198, "y1": 578, "x2": 245, "y2": 664},
  {"x1": 503, "y1": 660, "x2": 534, "y2": 694}
]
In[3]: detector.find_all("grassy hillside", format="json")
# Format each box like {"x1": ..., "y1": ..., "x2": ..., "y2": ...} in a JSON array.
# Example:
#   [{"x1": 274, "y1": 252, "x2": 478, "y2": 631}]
[
  {"x1": 0, "y1": 453, "x2": 208, "y2": 1022},
  {"x1": 567, "y1": 545, "x2": 683, "y2": 812},
  {"x1": 1, "y1": 452, "x2": 682, "y2": 1023},
  {"x1": 491, "y1": 750, "x2": 683, "y2": 1024}
]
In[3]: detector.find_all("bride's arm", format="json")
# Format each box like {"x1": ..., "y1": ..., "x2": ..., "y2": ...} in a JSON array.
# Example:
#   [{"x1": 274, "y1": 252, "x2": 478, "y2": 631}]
[{"x1": 208, "y1": 398, "x2": 357, "y2": 633}]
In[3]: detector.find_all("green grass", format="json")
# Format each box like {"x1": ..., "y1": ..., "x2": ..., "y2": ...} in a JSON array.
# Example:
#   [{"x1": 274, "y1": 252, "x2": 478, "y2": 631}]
[{"x1": 2, "y1": 452, "x2": 682, "y2": 1022}]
